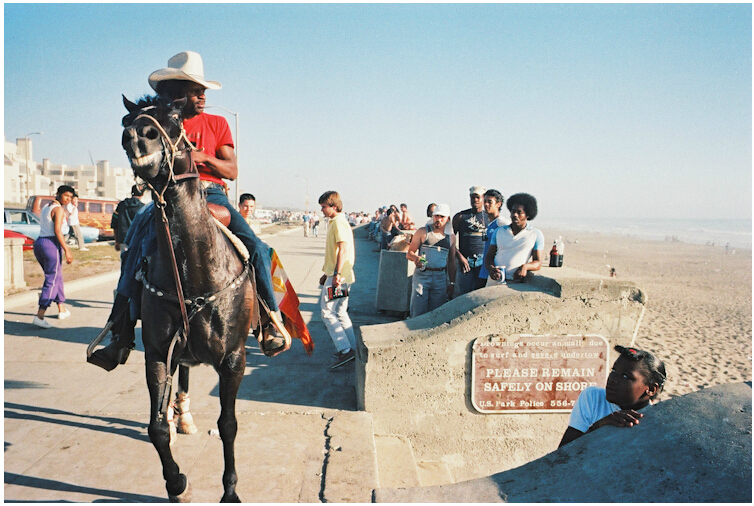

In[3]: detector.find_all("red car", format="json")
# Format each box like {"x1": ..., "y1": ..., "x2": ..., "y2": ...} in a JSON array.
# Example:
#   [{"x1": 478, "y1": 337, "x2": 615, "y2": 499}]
[{"x1": 4, "y1": 229, "x2": 34, "y2": 251}]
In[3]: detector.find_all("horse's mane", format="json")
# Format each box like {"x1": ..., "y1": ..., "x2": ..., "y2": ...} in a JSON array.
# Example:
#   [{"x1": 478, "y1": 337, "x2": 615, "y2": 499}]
[
  {"x1": 122, "y1": 95, "x2": 172, "y2": 126},
  {"x1": 135, "y1": 94, "x2": 168, "y2": 108}
]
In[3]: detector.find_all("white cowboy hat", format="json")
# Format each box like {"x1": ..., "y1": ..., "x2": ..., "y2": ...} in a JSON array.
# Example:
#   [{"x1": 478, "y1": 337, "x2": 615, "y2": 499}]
[{"x1": 148, "y1": 51, "x2": 222, "y2": 92}]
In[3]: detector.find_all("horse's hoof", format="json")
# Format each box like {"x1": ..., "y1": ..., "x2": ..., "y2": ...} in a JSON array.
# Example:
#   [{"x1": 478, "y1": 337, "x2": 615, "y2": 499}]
[
  {"x1": 168, "y1": 479, "x2": 192, "y2": 503},
  {"x1": 220, "y1": 492, "x2": 241, "y2": 503}
]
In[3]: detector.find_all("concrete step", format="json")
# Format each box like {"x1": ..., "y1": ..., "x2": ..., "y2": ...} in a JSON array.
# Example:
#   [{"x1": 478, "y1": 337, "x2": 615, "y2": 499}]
[
  {"x1": 416, "y1": 460, "x2": 453, "y2": 487},
  {"x1": 373, "y1": 434, "x2": 420, "y2": 489}
]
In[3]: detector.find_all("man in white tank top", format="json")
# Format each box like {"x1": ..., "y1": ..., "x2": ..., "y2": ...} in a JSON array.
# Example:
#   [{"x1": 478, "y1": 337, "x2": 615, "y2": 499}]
[{"x1": 406, "y1": 204, "x2": 457, "y2": 318}]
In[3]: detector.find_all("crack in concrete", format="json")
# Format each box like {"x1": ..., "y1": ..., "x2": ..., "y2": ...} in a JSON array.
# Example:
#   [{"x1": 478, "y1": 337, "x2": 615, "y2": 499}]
[{"x1": 318, "y1": 414, "x2": 334, "y2": 502}]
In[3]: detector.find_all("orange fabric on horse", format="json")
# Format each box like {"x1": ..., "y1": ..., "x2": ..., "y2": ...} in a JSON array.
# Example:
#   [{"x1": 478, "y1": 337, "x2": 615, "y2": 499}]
[{"x1": 269, "y1": 248, "x2": 314, "y2": 355}]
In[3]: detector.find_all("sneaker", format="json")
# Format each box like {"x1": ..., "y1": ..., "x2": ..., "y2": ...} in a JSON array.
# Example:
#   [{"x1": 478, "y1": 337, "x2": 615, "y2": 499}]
[
  {"x1": 330, "y1": 349, "x2": 355, "y2": 369},
  {"x1": 32, "y1": 316, "x2": 52, "y2": 329},
  {"x1": 58, "y1": 309, "x2": 71, "y2": 320}
]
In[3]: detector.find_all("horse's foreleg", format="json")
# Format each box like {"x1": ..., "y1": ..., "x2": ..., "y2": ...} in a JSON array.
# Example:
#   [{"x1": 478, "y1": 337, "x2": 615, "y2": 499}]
[
  {"x1": 146, "y1": 361, "x2": 191, "y2": 502},
  {"x1": 174, "y1": 365, "x2": 198, "y2": 435},
  {"x1": 217, "y1": 352, "x2": 245, "y2": 503}
]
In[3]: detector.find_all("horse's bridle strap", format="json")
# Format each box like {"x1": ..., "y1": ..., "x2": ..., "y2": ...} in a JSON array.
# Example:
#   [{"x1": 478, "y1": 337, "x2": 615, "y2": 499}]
[{"x1": 133, "y1": 112, "x2": 197, "y2": 206}]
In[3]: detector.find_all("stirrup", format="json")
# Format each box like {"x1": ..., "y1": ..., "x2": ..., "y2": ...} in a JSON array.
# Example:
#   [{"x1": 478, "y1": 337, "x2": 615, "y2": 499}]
[
  {"x1": 87, "y1": 338, "x2": 134, "y2": 371},
  {"x1": 256, "y1": 309, "x2": 291, "y2": 358},
  {"x1": 86, "y1": 321, "x2": 114, "y2": 359}
]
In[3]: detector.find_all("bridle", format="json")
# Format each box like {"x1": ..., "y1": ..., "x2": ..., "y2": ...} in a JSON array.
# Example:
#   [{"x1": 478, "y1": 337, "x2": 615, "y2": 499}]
[{"x1": 131, "y1": 111, "x2": 198, "y2": 206}]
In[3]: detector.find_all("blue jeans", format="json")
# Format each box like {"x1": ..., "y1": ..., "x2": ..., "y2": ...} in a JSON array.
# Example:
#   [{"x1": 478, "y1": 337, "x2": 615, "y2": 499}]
[
  {"x1": 410, "y1": 269, "x2": 447, "y2": 318},
  {"x1": 456, "y1": 255, "x2": 486, "y2": 295},
  {"x1": 205, "y1": 186, "x2": 277, "y2": 312}
]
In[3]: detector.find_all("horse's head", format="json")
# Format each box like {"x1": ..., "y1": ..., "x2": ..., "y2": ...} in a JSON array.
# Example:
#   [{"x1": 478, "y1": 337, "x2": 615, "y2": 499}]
[{"x1": 121, "y1": 95, "x2": 190, "y2": 182}]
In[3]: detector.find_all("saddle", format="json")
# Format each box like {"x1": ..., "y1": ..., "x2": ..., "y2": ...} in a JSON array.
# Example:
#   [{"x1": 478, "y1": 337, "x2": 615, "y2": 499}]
[
  {"x1": 205, "y1": 202, "x2": 249, "y2": 261},
  {"x1": 207, "y1": 202, "x2": 231, "y2": 227}
]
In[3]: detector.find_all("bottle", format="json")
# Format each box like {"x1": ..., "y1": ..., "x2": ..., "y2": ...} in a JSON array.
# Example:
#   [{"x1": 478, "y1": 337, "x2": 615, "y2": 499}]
[
  {"x1": 549, "y1": 241, "x2": 559, "y2": 267},
  {"x1": 557, "y1": 236, "x2": 564, "y2": 267},
  {"x1": 418, "y1": 253, "x2": 428, "y2": 271}
]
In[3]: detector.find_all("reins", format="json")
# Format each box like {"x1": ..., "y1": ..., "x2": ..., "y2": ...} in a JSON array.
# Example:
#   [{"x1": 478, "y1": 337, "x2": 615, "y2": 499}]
[
  {"x1": 134, "y1": 112, "x2": 196, "y2": 350},
  {"x1": 130, "y1": 110, "x2": 218, "y2": 418}
]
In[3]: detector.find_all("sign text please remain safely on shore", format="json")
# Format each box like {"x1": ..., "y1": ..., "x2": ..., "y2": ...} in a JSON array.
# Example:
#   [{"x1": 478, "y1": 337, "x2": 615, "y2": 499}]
[{"x1": 471, "y1": 334, "x2": 609, "y2": 413}]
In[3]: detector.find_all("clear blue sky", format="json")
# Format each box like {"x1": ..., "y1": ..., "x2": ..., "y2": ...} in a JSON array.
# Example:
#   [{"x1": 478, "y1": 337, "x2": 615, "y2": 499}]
[{"x1": 5, "y1": 3, "x2": 751, "y2": 220}]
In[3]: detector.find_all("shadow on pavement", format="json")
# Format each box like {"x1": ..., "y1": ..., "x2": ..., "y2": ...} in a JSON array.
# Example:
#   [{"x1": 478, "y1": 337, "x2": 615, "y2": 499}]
[
  {"x1": 4, "y1": 472, "x2": 163, "y2": 503},
  {"x1": 4, "y1": 402, "x2": 149, "y2": 444}
]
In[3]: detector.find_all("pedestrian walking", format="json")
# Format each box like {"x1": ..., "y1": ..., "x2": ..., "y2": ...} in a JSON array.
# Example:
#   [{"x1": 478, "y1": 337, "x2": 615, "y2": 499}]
[
  {"x1": 66, "y1": 194, "x2": 88, "y2": 251},
  {"x1": 303, "y1": 212, "x2": 310, "y2": 237},
  {"x1": 32, "y1": 185, "x2": 75, "y2": 328},
  {"x1": 318, "y1": 191, "x2": 357, "y2": 369},
  {"x1": 311, "y1": 213, "x2": 320, "y2": 237}
]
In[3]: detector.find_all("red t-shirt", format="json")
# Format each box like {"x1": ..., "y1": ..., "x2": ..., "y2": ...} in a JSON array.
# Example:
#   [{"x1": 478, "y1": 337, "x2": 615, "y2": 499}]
[{"x1": 183, "y1": 113, "x2": 234, "y2": 184}]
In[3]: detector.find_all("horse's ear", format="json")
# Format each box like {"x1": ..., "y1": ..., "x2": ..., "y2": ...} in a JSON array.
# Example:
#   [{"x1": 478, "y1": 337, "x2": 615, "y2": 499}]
[
  {"x1": 171, "y1": 97, "x2": 187, "y2": 112},
  {"x1": 123, "y1": 95, "x2": 139, "y2": 113}
]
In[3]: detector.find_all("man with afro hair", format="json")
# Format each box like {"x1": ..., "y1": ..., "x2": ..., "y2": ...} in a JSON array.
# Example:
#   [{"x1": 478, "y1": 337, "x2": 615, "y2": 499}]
[{"x1": 483, "y1": 192, "x2": 544, "y2": 283}]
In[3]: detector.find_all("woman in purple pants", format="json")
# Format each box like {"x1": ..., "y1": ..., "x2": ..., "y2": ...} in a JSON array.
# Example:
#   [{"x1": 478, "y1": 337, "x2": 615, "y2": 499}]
[{"x1": 32, "y1": 185, "x2": 75, "y2": 329}]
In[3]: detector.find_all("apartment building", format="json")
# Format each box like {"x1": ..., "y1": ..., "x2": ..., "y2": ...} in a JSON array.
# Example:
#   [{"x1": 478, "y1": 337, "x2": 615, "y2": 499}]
[{"x1": 4, "y1": 136, "x2": 135, "y2": 203}]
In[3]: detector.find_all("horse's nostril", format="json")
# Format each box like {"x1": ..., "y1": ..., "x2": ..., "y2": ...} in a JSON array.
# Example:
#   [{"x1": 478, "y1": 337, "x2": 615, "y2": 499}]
[{"x1": 144, "y1": 127, "x2": 159, "y2": 140}]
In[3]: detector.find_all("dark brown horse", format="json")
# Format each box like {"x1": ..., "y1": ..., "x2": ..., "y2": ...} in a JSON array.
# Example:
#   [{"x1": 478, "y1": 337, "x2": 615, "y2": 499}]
[{"x1": 121, "y1": 95, "x2": 256, "y2": 502}]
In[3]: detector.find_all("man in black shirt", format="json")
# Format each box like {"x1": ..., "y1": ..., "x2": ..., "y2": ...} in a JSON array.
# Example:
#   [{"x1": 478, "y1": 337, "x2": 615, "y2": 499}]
[
  {"x1": 452, "y1": 185, "x2": 489, "y2": 295},
  {"x1": 111, "y1": 184, "x2": 146, "y2": 252}
]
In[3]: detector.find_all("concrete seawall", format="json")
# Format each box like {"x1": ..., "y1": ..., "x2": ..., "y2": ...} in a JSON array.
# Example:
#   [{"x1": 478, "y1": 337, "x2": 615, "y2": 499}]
[
  {"x1": 357, "y1": 267, "x2": 647, "y2": 484},
  {"x1": 374, "y1": 381, "x2": 752, "y2": 502}
]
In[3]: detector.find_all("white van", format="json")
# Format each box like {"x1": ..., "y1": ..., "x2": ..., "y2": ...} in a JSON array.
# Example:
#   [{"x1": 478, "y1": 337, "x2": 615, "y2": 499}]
[{"x1": 255, "y1": 209, "x2": 274, "y2": 224}]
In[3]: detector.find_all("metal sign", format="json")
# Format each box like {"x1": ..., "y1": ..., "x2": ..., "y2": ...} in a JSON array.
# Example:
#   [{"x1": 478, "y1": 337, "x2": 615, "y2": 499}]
[{"x1": 471, "y1": 334, "x2": 609, "y2": 413}]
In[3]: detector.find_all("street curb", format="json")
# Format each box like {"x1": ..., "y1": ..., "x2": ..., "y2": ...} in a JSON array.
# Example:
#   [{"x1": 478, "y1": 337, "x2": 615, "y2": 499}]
[{"x1": 4, "y1": 270, "x2": 120, "y2": 310}]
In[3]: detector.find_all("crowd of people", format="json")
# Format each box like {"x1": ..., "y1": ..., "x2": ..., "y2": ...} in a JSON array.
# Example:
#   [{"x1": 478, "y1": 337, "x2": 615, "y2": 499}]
[{"x1": 365, "y1": 187, "x2": 545, "y2": 319}]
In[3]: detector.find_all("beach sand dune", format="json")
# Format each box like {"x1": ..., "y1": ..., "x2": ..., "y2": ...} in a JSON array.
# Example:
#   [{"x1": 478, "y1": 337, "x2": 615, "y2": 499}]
[{"x1": 539, "y1": 229, "x2": 752, "y2": 400}]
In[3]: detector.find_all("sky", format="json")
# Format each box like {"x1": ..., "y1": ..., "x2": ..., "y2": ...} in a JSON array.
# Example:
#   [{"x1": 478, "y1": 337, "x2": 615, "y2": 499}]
[{"x1": 4, "y1": 3, "x2": 752, "y2": 221}]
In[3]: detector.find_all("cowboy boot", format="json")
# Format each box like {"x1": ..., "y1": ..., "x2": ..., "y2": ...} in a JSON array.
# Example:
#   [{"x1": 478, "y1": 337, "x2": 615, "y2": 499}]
[
  {"x1": 88, "y1": 294, "x2": 137, "y2": 371},
  {"x1": 256, "y1": 305, "x2": 291, "y2": 357},
  {"x1": 88, "y1": 323, "x2": 136, "y2": 371}
]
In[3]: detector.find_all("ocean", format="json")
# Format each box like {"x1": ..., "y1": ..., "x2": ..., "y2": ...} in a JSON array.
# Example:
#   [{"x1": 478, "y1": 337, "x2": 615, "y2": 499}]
[{"x1": 536, "y1": 217, "x2": 752, "y2": 251}]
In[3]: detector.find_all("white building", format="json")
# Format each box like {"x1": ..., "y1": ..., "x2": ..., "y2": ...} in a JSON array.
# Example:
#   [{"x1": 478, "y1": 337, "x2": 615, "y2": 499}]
[{"x1": 4, "y1": 136, "x2": 135, "y2": 204}]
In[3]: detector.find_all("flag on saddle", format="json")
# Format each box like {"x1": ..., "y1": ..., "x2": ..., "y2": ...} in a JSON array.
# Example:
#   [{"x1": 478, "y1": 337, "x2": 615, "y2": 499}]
[{"x1": 269, "y1": 248, "x2": 314, "y2": 355}]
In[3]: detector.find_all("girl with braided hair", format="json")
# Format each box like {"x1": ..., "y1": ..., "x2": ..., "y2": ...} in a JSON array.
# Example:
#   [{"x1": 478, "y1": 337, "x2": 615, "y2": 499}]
[{"x1": 559, "y1": 345, "x2": 667, "y2": 447}]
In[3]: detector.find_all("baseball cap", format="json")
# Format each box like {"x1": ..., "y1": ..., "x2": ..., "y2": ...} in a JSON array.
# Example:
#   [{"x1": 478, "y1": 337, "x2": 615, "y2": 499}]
[
  {"x1": 469, "y1": 186, "x2": 486, "y2": 196},
  {"x1": 433, "y1": 204, "x2": 451, "y2": 217}
]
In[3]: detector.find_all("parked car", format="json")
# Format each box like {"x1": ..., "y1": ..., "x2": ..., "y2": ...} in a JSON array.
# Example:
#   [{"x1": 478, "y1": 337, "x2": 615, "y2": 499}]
[
  {"x1": 27, "y1": 195, "x2": 118, "y2": 240},
  {"x1": 4, "y1": 229, "x2": 34, "y2": 250},
  {"x1": 4, "y1": 208, "x2": 99, "y2": 243}
]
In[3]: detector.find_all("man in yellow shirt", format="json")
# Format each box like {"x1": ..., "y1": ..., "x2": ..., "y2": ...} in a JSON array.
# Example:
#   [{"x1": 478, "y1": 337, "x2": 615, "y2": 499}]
[{"x1": 318, "y1": 191, "x2": 357, "y2": 369}]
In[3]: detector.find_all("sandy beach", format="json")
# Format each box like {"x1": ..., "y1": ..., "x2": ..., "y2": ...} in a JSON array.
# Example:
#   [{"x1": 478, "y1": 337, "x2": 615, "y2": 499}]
[{"x1": 538, "y1": 227, "x2": 752, "y2": 401}]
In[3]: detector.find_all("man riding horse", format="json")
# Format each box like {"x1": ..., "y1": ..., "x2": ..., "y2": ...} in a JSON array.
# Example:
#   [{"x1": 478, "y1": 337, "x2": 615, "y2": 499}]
[{"x1": 90, "y1": 51, "x2": 289, "y2": 371}]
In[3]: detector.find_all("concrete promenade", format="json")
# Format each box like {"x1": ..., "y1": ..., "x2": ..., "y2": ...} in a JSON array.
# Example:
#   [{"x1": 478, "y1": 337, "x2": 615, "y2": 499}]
[{"x1": 4, "y1": 225, "x2": 393, "y2": 502}]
